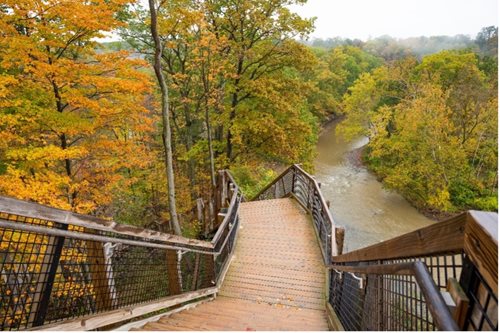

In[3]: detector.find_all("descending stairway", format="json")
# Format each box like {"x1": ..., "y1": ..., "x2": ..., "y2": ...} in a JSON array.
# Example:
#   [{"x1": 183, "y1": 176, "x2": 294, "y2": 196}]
[{"x1": 138, "y1": 198, "x2": 329, "y2": 331}]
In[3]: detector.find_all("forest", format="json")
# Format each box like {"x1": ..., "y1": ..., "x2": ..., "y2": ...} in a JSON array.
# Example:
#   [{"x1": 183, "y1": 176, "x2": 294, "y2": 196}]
[{"x1": 0, "y1": 0, "x2": 497, "y2": 237}]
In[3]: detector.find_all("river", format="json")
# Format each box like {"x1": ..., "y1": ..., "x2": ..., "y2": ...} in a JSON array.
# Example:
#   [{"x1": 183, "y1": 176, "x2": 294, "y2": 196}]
[{"x1": 314, "y1": 121, "x2": 433, "y2": 252}]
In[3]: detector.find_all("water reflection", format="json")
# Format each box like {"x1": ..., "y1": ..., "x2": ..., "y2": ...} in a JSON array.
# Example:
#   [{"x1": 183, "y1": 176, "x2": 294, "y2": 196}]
[{"x1": 314, "y1": 122, "x2": 432, "y2": 252}]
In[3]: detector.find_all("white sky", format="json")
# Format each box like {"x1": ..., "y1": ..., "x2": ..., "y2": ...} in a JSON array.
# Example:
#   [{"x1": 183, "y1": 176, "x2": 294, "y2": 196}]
[{"x1": 289, "y1": 0, "x2": 498, "y2": 40}]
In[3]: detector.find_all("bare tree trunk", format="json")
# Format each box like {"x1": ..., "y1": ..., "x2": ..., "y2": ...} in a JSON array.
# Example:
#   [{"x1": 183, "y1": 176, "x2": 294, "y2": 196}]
[
  {"x1": 201, "y1": 63, "x2": 216, "y2": 189},
  {"x1": 205, "y1": 103, "x2": 216, "y2": 188},
  {"x1": 148, "y1": 0, "x2": 181, "y2": 236}
]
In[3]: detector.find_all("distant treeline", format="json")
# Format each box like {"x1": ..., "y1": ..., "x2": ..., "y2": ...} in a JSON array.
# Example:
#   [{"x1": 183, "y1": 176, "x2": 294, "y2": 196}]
[{"x1": 302, "y1": 26, "x2": 498, "y2": 60}]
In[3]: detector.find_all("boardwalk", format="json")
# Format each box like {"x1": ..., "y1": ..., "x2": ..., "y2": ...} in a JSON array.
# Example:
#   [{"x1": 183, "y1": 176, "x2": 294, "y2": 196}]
[{"x1": 139, "y1": 198, "x2": 329, "y2": 331}]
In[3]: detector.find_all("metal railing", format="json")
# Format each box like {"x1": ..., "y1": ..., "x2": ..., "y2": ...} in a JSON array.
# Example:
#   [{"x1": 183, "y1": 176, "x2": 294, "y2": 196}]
[
  {"x1": 252, "y1": 164, "x2": 338, "y2": 262},
  {"x1": 329, "y1": 261, "x2": 459, "y2": 330},
  {"x1": 0, "y1": 170, "x2": 242, "y2": 331},
  {"x1": 330, "y1": 211, "x2": 498, "y2": 331}
]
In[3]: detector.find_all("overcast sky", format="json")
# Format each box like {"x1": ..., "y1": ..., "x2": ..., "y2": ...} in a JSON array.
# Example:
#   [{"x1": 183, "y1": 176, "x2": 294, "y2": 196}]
[{"x1": 289, "y1": 0, "x2": 498, "y2": 40}]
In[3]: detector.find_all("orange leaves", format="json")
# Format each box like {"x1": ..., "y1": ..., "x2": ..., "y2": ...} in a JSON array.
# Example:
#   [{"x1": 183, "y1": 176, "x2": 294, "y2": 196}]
[{"x1": 0, "y1": 0, "x2": 156, "y2": 215}]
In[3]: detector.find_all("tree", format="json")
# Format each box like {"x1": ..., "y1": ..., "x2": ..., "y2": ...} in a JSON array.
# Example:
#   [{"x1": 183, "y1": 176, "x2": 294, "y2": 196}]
[
  {"x1": 120, "y1": 0, "x2": 320, "y2": 201},
  {"x1": 147, "y1": 0, "x2": 181, "y2": 235},
  {"x1": 305, "y1": 45, "x2": 381, "y2": 119},
  {"x1": 0, "y1": 0, "x2": 154, "y2": 214},
  {"x1": 204, "y1": 0, "x2": 315, "y2": 162},
  {"x1": 475, "y1": 26, "x2": 498, "y2": 56},
  {"x1": 340, "y1": 51, "x2": 497, "y2": 212}
]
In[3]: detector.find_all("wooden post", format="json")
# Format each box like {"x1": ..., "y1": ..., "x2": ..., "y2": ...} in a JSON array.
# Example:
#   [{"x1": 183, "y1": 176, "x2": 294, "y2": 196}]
[
  {"x1": 220, "y1": 171, "x2": 227, "y2": 206},
  {"x1": 377, "y1": 263, "x2": 384, "y2": 330},
  {"x1": 204, "y1": 254, "x2": 217, "y2": 287},
  {"x1": 166, "y1": 250, "x2": 182, "y2": 295},
  {"x1": 464, "y1": 211, "x2": 498, "y2": 295},
  {"x1": 208, "y1": 200, "x2": 214, "y2": 231},
  {"x1": 335, "y1": 226, "x2": 345, "y2": 256},
  {"x1": 86, "y1": 239, "x2": 114, "y2": 311},
  {"x1": 214, "y1": 172, "x2": 222, "y2": 223},
  {"x1": 447, "y1": 278, "x2": 469, "y2": 329}
]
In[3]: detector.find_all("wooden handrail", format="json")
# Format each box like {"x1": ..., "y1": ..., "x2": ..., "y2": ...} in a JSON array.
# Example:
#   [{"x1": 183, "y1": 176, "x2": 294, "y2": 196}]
[
  {"x1": 332, "y1": 212, "x2": 467, "y2": 263},
  {"x1": 330, "y1": 262, "x2": 459, "y2": 330},
  {"x1": 0, "y1": 196, "x2": 213, "y2": 249},
  {"x1": 0, "y1": 218, "x2": 215, "y2": 254},
  {"x1": 211, "y1": 172, "x2": 240, "y2": 246},
  {"x1": 464, "y1": 210, "x2": 498, "y2": 295},
  {"x1": 332, "y1": 210, "x2": 498, "y2": 297}
]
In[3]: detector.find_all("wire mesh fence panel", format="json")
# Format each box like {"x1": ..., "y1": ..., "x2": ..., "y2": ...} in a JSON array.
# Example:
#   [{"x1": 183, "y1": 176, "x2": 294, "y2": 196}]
[
  {"x1": 461, "y1": 256, "x2": 498, "y2": 331},
  {"x1": 385, "y1": 254, "x2": 464, "y2": 291},
  {"x1": 214, "y1": 199, "x2": 240, "y2": 282},
  {"x1": 0, "y1": 214, "x2": 62, "y2": 330},
  {"x1": 329, "y1": 251, "x2": 499, "y2": 331},
  {"x1": 0, "y1": 215, "x2": 230, "y2": 330},
  {"x1": 330, "y1": 271, "x2": 438, "y2": 331}
]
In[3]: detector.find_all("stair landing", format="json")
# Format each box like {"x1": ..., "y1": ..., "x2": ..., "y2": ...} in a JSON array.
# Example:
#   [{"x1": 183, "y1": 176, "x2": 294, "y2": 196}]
[{"x1": 138, "y1": 198, "x2": 329, "y2": 331}]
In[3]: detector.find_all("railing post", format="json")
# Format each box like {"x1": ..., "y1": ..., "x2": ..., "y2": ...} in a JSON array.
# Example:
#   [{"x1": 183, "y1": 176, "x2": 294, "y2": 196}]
[
  {"x1": 206, "y1": 253, "x2": 217, "y2": 286},
  {"x1": 335, "y1": 226, "x2": 345, "y2": 256},
  {"x1": 86, "y1": 238, "x2": 114, "y2": 311},
  {"x1": 377, "y1": 260, "x2": 384, "y2": 330},
  {"x1": 31, "y1": 225, "x2": 68, "y2": 327},
  {"x1": 166, "y1": 250, "x2": 182, "y2": 295}
]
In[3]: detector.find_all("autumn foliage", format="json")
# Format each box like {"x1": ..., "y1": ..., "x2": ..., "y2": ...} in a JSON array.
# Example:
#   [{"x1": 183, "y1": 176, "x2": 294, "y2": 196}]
[{"x1": 0, "y1": 0, "x2": 155, "y2": 214}]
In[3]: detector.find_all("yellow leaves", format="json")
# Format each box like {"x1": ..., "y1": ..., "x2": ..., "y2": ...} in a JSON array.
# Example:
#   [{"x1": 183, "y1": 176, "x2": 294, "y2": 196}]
[
  {"x1": 6, "y1": 145, "x2": 88, "y2": 163},
  {"x1": 0, "y1": 74, "x2": 18, "y2": 99},
  {"x1": 0, "y1": 0, "x2": 156, "y2": 215}
]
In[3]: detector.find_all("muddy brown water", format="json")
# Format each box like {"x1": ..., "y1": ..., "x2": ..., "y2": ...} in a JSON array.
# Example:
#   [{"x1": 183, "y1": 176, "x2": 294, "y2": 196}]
[{"x1": 314, "y1": 121, "x2": 432, "y2": 252}]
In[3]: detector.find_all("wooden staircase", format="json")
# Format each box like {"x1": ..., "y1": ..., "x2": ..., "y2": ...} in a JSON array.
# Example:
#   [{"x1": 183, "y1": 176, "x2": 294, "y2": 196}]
[{"x1": 138, "y1": 198, "x2": 329, "y2": 331}]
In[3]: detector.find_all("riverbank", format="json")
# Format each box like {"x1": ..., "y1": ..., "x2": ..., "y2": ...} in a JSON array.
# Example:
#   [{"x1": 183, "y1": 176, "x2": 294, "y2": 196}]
[
  {"x1": 321, "y1": 115, "x2": 452, "y2": 222},
  {"x1": 345, "y1": 144, "x2": 455, "y2": 221}
]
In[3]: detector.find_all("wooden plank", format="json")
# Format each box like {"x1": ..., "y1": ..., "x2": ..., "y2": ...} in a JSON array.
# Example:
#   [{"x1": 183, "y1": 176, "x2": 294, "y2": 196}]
[
  {"x1": 175, "y1": 307, "x2": 323, "y2": 326},
  {"x1": 33, "y1": 287, "x2": 217, "y2": 331},
  {"x1": 224, "y1": 274, "x2": 325, "y2": 288},
  {"x1": 464, "y1": 211, "x2": 498, "y2": 295},
  {"x1": 113, "y1": 296, "x2": 215, "y2": 331},
  {"x1": 228, "y1": 267, "x2": 324, "y2": 280},
  {"x1": 218, "y1": 291, "x2": 324, "y2": 309},
  {"x1": 326, "y1": 302, "x2": 345, "y2": 331},
  {"x1": 332, "y1": 213, "x2": 466, "y2": 263},
  {"x1": 220, "y1": 282, "x2": 324, "y2": 300},
  {"x1": 182, "y1": 299, "x2": 328, "y2": 324}
]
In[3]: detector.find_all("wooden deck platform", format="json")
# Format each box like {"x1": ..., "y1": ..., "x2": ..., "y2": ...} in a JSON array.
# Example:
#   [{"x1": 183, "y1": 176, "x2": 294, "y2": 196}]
[{"x1": 138, "y1": 198, "x2": 329, "y2": 331}]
